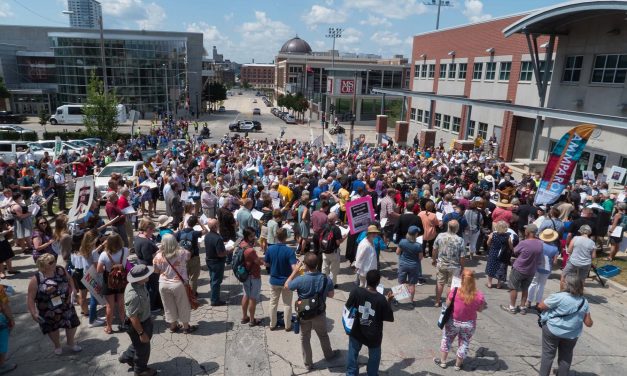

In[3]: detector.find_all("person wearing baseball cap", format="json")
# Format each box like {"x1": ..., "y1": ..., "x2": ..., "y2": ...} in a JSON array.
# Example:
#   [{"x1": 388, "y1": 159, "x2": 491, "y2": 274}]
[
  {"x1": 119, "y1": 264, "x2": 156, "y2": 376},
  {"x1": 396, "y1": 225, "x2": 424, "y2": 305}
]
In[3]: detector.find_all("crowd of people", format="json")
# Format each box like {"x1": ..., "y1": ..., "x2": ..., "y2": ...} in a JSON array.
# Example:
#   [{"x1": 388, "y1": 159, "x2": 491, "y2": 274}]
[{"x1": 0, "y1": 120, "x2": 624, "y2": 376}]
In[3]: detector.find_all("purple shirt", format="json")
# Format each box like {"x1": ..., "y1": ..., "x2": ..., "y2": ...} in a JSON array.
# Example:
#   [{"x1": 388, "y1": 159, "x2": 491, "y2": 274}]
[{"x1": 512, "y1": 239, "x2": 544, "y2": 276}]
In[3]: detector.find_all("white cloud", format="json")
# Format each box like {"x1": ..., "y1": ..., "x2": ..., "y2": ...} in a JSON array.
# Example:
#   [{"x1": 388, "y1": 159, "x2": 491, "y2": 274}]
[
  {"x1": 463, "y1": 0, "x2": 492, "y2": 23},
  {"x1": 0, "y1": 0, "x2": 13, "y2": 18},
  {"x1": 359, "y1": 15, "x2": 391, "y2": 27},
  {"x1": 302, "y1": 5, "x2": 347, "y2": 28},
  {"x1": 344, "y1": 0, "x2": 427, "y2": 19},
  {"x1": 186, "y1": 22, "x2": 231, "y2": 48},
  {"x1": 240, "y1": 11, "x2": 292, "y2": 62},
  {"x1": 224, "y1": 12, "x2": 234, "y2": 21},
  {"x1": 370, "y1": 31, "x2": 403, "y2": 46},
  {"x1": 99, "y1": 0, "x2": 166, "y2": 29}
]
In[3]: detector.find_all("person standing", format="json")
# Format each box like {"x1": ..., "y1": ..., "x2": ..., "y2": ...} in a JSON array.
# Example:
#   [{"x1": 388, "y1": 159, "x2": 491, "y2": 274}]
[
  {"x1": 379, "y1": 188, "x2": 399, "y2": 243},
  {"x1": 355, "y1": 226, "x2": 380, "y2": 288},
  {"x1": 265, "y1": 228, "x2": 297, "y2": 331},
  {"x1": 396, "y1": 225, "x2": 424, "y2": 304},
  {"x1": 345, "y1": 270, "x2": 394, "y2": 376},
  {"x1": 418, "y1": 201, "x2": 440, "y2": 258},
  {"x1": 240, "y1": 227, "x2": 264, "y2": 327},
  {"x1": 527, "y1": 229, "x2": 560, "y2": 310},
  {"x1": 175, "y1": 215, "x2": 207, "y2": 296},
  {"x1": 204, "y1": 219, "x2": 228, "y2": 306},
  {"x1": 286, "y1": 252, "x2": 338, "y2": 371},
  {"x1": 485, "y1": 221, "x2": 514, "y2": 289},
  {"x1": 537, "y1": 273, "x2": 593, "y2": 376},
  {"x1": 321, "y1": 212, "x2": 344, "y2": 287},
  {"x1": 53, "y1": 166, "x2": 67, "y2": 212},
  {"x1": 105, "y1": 192, "x2": 128, "y2": 248},
  {"x1": 134, "y1": 218, "x2": 161, "y2": 313},
  {"x1": 434, "y1": 269, "x2": 486, "y2": 371},
  {"x1": 119, "y1": 265, "x2": 157, "y2": 376},
  {"x1": 432, "y1": 220, "x2": 466, "y2": 307},
  {"x1": 165, "y1": 182, "x2": 184, "y2": 229},
  {"x1": 563, "y1": 225, "x2": 596, "y2": 285},
  {"x1": 607, "y1": 202, "x2": 626, "y2": 261},
  {"x1": 501, "y1": 224, "x2": 543, "y2": 315}
]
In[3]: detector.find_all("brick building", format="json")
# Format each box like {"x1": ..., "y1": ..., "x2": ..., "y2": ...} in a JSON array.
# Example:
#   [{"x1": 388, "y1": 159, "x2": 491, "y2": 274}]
[{"x1": 240, "y1": 63, "x2": 275, "y2": 89}]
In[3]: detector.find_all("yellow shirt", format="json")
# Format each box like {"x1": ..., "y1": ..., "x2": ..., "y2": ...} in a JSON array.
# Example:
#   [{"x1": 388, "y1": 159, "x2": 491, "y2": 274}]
[
  {"x1": 277, "y1": 184, "x2": 293, "y2": 204},
  {"x1": 338, "y1": 188, "x2": 350, "y2": 211}
]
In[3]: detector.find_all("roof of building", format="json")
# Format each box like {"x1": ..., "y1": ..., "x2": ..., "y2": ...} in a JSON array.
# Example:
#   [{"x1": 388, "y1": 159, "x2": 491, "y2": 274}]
[
  {"x1": 242, "y1": 63, "x2": 275, "y2": 68},
  {"x1": 503, "y1": 0, "x2": 627, "y2": 37},
  {"x1": 279, "y1": 36, "x2": 312, "y2": 54}
]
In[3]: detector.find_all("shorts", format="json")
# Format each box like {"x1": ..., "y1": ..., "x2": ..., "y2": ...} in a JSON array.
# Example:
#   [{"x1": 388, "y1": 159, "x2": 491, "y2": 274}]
[
  {"x1": 398, "y1": 265, "x2": 421, "y2": 285},
  {"x1": 436, "y1": 266, "x2": 459, "y2": 286},
  {"x1": 609, "y1": 236, "x2": 623, "y2": 245},
  {"x1": 562, "y1": 262, "x2": 591, "y2": 282},
  {"x1": 72, "y1": 268, "x2": 87, "y2": 290},
  {"x1": 242, "y1": 277, "x2": 261, "y2": 301},
  {"x1": 508, "y1": 268, "x2": 534, "y2": 291}
]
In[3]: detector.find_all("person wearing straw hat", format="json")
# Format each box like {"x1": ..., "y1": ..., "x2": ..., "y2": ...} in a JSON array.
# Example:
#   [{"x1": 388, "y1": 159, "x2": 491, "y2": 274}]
[
  {"x1": 526, "y1": 229, "x2": 560, "y2": 311},
  {"x1": 355, "y1": 225, "x2": 380, "y2": 288},
  {"x1": 492, "y1": 199, "x2": 513, "y2": 225},
  {"x1": 119, "y1": 264, "x2": 156, "y2": 376},
  {"x1": 155, "y1": 215, "x2": 174, "y2": 242}
]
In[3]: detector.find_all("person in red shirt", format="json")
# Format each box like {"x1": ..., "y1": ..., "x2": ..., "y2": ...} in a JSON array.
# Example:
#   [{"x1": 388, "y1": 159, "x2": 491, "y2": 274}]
[
  {"x1": 117, "y1": 187, "x2": 134, "y2": 248},
  {"x1": 72, "y1": 157, "x2": 88, "y2": 177},
  {"x1": 240, "y1": 227, "x2": 265, "y2": 327},
  {"x1": 105, "y1": 192, "x2": 128, "y2": 247},
  {"x1": 492, "y1": 200, "x2": 513, "y2": 225}
]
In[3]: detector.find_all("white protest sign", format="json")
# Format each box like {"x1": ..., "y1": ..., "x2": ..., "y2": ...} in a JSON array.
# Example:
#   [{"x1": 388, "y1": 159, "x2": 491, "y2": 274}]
[{"x1": 81, "y1": 265, "x2": 106, "y2": 305}]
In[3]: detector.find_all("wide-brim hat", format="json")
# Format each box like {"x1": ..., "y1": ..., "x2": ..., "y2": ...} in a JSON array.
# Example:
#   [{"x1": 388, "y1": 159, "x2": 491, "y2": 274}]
[
  {"x1": 539, "y1": 229, "x2": 558, "y2": 242},
  {"x1": 484, "y1": 175, "x2": 494, "y2": 183},
  {"x1": 127, "y1": 264, "x2": 154, "y2": 283},
  {"x1": 367, "y1": 225, "x2": 380, "y2": 234},
  {"x1": 157, "y1": 215, "x2": 173, "y2": 227},
  {"x1": 495, "y1": 199, "x2": 512, "y2": 208}
]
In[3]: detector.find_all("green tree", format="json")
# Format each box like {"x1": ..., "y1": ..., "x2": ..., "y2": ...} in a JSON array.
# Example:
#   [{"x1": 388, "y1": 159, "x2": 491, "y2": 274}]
[
  {"x1": 38, "y1": 108, "x2": 50, "y2": 132},
  {"x1": 205, "y1": 82, "x2": 227, "y2": 110},
  {"x1": 83, "y1": 73, "x2": 119, "y2": 141}
]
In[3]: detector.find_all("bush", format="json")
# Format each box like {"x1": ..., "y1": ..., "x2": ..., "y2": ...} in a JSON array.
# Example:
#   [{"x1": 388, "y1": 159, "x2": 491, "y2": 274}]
[
  {"x1": 2, "y1": 131, "x2": 38, "y2": 141},
  {"x1": 42, "y1": 130, "x2": 131, "y2": 141}
]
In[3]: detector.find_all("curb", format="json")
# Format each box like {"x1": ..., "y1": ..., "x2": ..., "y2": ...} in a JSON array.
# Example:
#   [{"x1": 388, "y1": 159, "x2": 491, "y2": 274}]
[{"x1": 604, "y1": 278, "x2": 627, "y2": 293}]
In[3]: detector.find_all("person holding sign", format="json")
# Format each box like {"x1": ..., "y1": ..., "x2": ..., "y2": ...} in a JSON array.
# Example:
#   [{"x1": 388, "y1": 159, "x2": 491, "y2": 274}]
[{"x1": 606, "y1": 203, "x2": 626, "y2": 261}]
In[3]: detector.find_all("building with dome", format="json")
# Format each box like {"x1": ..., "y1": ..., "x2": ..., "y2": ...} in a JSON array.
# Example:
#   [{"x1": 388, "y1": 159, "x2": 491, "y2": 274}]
[{"x1": 274, "y1": 36, "x2": 411, "y2": 125}]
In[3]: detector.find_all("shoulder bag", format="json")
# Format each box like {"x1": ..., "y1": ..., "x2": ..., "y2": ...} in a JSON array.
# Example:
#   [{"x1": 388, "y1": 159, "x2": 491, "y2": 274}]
[
  {"x1": 164, "y1": 256, "x2": 199, "y2": 310},
  {"x1": 295, "y1": 275, "x2": 328, "y2": 320},
  {"x1": 537, "y1": 295, "x2": 585, "y2": 328},
  {"x1": 437, "y1": 287, "x2": 458, "y2": 329}
]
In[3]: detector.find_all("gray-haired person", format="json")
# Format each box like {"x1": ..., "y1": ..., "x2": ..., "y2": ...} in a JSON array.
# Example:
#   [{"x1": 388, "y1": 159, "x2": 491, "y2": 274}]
[
  {"x1": 537, "y1": 273, "x2": 593, "y2": 376},
  {"x1": 563, "y1": 224, "x2": 596, "y2": 285}
]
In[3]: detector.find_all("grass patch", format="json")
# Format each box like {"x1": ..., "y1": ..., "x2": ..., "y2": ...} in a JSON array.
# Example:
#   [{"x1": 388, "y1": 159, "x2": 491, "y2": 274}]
[{"x1": 593, "y1": 252, "x2": 627, "y2": 287}]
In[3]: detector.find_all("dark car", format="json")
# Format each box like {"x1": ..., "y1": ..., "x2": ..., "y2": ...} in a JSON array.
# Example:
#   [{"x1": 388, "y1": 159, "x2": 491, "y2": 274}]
[
  {"x1": 253, "y1": 108, "x2": 261, "y2": 115},
  {"x1": 0, "y1": 111, "x2": 26, "y2": 124}
]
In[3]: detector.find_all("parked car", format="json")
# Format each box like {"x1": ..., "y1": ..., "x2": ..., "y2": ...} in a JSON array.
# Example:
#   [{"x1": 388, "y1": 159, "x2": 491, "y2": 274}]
[
  {"x1": 0, "y1": 111, "x2": 26, "y2": 124},
  {"x1": 252, "y1": 99, "x2": 257, "y2": 103},
  {"x1": 28, "y1": 140, "x2": 85, "y2": 156},
  {"x1": 251, "y1": 120, "x2": 262, "y2": 131},
  {"x1": 230, "y1": 121, "x2": 259, "y2": 132},
  {"x1": 0, "y1": 124, "x2": 36, "y2": 136},
  {"x1": 284, "y1": 115, "x2": 296, "y2": 124},
  {"x1": 68, "y1": 139, "x2": 94, "y2": 148},
  {"x1": 0, "y1": 140, "x2": 32, "y2": 162},
  {"x1": 218, "y1": 106, "x2": 226, "y2": 112},
  {"x1": 83, "y1": 138, "x2": 104, "y2": 146},
  {"x1": 95, "y1": 161, "x2": 144, "y2": 198},
  {"x1": 253, "y1": 108, "x2": 261, "y2": 115},
  {"x1": 271, "y1": 108, "x2": 279, "y2": 116}
]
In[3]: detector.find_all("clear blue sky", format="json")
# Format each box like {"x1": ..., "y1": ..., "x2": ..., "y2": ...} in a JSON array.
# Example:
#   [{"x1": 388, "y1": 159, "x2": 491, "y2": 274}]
[{"x1": 0, "y1": 0, "x2": 567, "y2": 63}]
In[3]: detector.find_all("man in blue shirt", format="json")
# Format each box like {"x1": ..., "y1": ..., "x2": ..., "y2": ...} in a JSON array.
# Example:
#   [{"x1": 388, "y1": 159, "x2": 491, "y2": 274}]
[
  {"x1": 265, "y1": 228, "x2": 298, "y2": 331},
  {"x1": 286, "y1": 252, "x2": 338, "y2": 370}
]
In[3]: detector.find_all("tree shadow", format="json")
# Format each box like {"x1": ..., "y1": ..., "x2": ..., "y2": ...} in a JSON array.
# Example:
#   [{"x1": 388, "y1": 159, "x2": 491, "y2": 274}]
[
  {"x1": 194, "y1": 320, "x2": 234, "y2": 336},
  {"x1": 149, "y1": 356, "x2": 220, "y2": 375},
  {"x1": 467, "y1": 346, "x2": 510, "y2": 372}
]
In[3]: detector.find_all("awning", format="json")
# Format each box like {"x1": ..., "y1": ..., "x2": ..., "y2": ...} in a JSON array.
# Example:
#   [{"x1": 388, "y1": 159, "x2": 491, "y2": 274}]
[{"x1": 503, "y1": 0, "x2": 627, "y2": 37}]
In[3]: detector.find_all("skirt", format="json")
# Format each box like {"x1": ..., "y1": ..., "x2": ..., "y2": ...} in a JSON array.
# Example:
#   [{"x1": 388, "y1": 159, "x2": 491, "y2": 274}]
[
  {"x1": 14, "y1": 217, "x2": 33, "y2": 239},
  {"x1": 0, "y1": 240, "x2": 15, "y2": 263}
]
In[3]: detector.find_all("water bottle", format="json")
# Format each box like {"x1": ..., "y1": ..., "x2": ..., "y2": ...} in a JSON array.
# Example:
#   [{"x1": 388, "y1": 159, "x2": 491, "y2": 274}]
[{"x1": 292, "y1": 315, "x2": 300, "y2": 334}]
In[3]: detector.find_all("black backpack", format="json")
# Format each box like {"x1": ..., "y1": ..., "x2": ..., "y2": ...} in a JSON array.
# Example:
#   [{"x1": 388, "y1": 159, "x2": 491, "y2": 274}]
[
  {"x1": 319, "y1": 225, "x2": 337, "y2": 253},
  {"x1": 295, "y1": 275, "x2": 328, "y2": 320},
  {"x1": 178, "y1": 230, "x2": 194, "y2": 252}
]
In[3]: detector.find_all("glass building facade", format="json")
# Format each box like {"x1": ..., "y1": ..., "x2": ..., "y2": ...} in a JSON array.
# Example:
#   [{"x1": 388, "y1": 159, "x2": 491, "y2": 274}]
[{"x1": 49, "y1": 33, "x2": 189, "y2": 114}]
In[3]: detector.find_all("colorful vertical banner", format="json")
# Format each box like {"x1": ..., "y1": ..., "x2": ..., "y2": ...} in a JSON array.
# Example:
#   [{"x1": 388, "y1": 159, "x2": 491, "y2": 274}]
[{"x1": 535, "y1": 124, "x2": 596, "y2": 206}]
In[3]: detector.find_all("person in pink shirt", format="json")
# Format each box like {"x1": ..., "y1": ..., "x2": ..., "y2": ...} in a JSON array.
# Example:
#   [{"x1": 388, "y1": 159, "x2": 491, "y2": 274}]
[
  {"x1": 492, "y1": 199, "x2": 513, "y2": 224},
  {"x1": 434, "y1": 269, "x2": 487, "y2": 371}
]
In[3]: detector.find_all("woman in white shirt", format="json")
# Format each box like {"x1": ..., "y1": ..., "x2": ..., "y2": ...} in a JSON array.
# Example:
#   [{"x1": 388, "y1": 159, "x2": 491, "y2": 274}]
[
  {"x1": 72, "y1": 230, "x2": 106, "y2": 322},
  {"x1": 355, "y1": 226, "x2": 380, "y2": 288},
  {"x1": 96, "y1": 234, "x2": 129, "y2": 334}
]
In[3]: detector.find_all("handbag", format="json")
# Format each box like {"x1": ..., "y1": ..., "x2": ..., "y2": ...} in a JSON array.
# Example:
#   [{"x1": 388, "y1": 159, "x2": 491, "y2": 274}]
[
  {"x1": 165, "y1": 256, "x2": 199, "y2": 310},
  {"x1": 437, "y1": 287, "x2": 458, "y2": 329},
  {"x1": 537, "y1": 296, "x2": 586, "y2": 328}
]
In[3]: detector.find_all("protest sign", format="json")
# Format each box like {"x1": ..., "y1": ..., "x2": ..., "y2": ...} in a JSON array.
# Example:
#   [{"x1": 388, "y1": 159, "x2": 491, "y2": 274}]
[
  {"x1": 68, "y1": 176, "x2": 94, "y2": 223},
  {"x1": 81, "y1": 265, "x2": 106, "y2": 305},
  {"x1": 345, "y1": 195, "x2": 375, "y2": 235}
]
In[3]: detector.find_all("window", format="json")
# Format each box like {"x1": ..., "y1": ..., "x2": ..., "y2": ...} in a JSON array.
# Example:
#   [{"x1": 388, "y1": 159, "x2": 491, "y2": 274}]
[
  {"x1": 424, "y1": 110, "x2": 431, "y2": 125},
  {"x1": 421, "y1": 64, "x2": 427, "y2": 78},
  {"x1": 439, "y1": 64, "x2": 447, "y2": 78},
  {"x1": 539, "y1": 60, "x2": 554, "y2": 80},
  {"x1": 443, "y1": 115, "x2": 451, "y2": 130},
  {"x1": 478, "y1": 122, "x2": 488, "y2": 139},
  {"x1": 485, "y1": 62, "x2": 496, "y2": 80},
  {"x1": 411, "y1": 108, "x2": 417, "y2": 120},
  {"x1": 458, "y1": 63, "x2": 467, "y2": 79},
  {"x1": 417, "y1": 109, "x2": 424, "y2": 123},
  {"x1": 434, "y1": 113, "x2": 442, "y2": 128},
  {"x1": 467, "y1": 120, "x2": 476, "y2": 137},
  {"x1": 428, "y1": 64, "x2": 435, "y2": 78},
  {"x1": 414, "y1": 64, "x2": 420, "y2": 78},
  {"x1": 452, "y1": 117, "x2": 461, "y2": 133},
  {"x1": 520, "y1": 61, "x2": 533, "y2": 81},
  {"x1": 591, "y1": 54, "x2": 627, "y2": 84},
  {"x1": 473, "y1": 62, "x2": 483, "y2": 80},
  {"x1": 499, "y1": 62, "x2": 512, "y2": 81},
  {"x1": 448, "y1": 63, "x2": 456, "y2": 79},
  {"x1": 562, "y1": 56, "x2": 583, "y2": 83}
]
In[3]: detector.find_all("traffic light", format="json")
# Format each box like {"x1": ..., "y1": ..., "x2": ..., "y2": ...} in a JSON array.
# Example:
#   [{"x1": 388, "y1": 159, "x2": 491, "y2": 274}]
[{"x1": 329, "y1": 104, "x2": 335, "y2": 114}]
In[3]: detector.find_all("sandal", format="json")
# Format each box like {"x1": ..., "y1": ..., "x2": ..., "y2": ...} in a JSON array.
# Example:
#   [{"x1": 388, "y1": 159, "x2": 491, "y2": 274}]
[
  {"x1": 240, "y1": 317, "x2": 250, "y2": 324},
  {"x1": 104, "y1": 327, "x2": 113, "y2": 334},
  {"x1": 500, "y1": 305, "x2": 517, "y2": 314},
  {"x1": 169, "y1": 324, "x2": 182, "y2": 333},
  {"x1": 433, "y1": 357, "x2": 447, "y2": 369},
  {"x1": 183, "y1": 325, "x2": 198, "y2": 334},
  {"x1": 603, "y1": 257, "x2": 613, "y2": 261},
  {"x1": 485, "y1": 283, "x2": 492, "y2": 289},
  {"x1": 249, "y1": 318, "x2": 262, "y2": 327}
]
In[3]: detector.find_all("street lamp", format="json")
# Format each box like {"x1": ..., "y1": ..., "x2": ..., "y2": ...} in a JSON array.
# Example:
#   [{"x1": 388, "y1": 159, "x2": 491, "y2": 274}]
[
  {"x1": 162, "y1": 64, "x2": 169, "y2": 114},
  {"x1": 423, "y1": 0, "x2": 453, "y2": 30}
]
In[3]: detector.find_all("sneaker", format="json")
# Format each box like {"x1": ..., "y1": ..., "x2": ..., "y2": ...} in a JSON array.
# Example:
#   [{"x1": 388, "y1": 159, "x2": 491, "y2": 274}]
[
  {"x1": 89, "y1": 318, "x2": 106, "y2": 328},
  {"x1": 416, "y1": 281, "x2": 425, "y2": 286},
  {"x1": 71, "y1": 345, "x2": 82, "y2": 352}
]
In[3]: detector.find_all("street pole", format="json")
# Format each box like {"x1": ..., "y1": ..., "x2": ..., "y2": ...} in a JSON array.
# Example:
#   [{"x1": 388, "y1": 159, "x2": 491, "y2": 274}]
[
  {"x1": 424, "y1": 0, "x2": 453, "y2": 30},
  {"x1": 325, "y1": 27, "x2": 342, "y2": 148},
  {"x1": 98, "y1": 16, "x2": 108, "y2": 95},
  {"x1": 349, "y1": 70, "x2": 357, "y2": 149},
  {"x1": 163, "y1": 64, "x2": 169, "y2": 114},
  {"x1": 196, "y1": 92, "x2": 199, "y2": 119}
]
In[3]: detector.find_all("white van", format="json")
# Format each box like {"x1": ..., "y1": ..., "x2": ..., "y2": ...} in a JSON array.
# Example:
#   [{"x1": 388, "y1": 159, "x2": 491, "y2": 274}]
[
  {"x1": 50, "y1": 104, "x2": 127, "y2": 125},
  {"x1": 0, "y1": 140, "x2": 32, "y2": 162}
]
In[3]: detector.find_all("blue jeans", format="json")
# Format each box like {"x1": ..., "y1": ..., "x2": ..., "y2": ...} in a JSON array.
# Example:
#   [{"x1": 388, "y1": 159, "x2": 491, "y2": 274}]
[
  {"x1": 89, "y1": 294, "x2": 98, "y2": 323},
  {"x1": 206, "y1": 259, "x2": 225, "y2": 304},
  {"x1": 346, "y1": 335, "x2": 381, "y2": 376}
]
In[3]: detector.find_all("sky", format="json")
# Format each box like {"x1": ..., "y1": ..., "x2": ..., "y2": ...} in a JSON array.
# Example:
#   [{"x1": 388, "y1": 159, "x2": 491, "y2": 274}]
[{"x1": 0, "y1": 0, "x2": 568, "y2": 63}]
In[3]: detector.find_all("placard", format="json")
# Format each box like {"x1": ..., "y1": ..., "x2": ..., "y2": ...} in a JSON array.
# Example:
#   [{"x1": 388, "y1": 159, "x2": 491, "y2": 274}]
[
  {"x1": 609, "y1": 166, "x2": 626, "y2": 184},
  {"x1": 582, "y1": 170, "x2": 595, "y2": 181},
  {"x1": 81, "y1": 265, "x2": 106, "y2": 305},
  {"x1": 345, "y1": 195, "x2": 375, "y2": 235},
  {"x1": 391, "y1": 284, "x2": 412, "y2": 303},
  {"x1": 68, "y1": 175, "x2": 94, "y2": 223}
]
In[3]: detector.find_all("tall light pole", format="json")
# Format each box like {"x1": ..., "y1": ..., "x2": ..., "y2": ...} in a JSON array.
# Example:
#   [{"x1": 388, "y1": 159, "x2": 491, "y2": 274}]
[
  {"x1": 423, "y1": 0, "x2": 453, "y2": 30},
  {"x1": 162, "y1": 64, "x2": 169, "y2": 114},
  {"x1": 325, "y1": 27, "x2": 342, "y2": 146}
]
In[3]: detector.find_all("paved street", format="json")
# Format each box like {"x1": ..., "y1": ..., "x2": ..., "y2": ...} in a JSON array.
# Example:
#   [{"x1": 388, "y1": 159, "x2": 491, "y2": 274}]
[{"x1": 5, "y1": 197, "x2": 627, "y2": 376}]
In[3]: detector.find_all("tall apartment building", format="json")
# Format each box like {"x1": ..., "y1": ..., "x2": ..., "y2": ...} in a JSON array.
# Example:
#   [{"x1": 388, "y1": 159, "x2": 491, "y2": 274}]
[{"x1": 67, "y1": 0, "x2": 102, "y2": 29}]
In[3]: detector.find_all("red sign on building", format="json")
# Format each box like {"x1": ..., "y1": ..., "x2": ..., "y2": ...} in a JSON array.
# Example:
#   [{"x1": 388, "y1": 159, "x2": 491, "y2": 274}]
[{"x1": 340, "y1": 79, "x2": 355, "y2": 94}]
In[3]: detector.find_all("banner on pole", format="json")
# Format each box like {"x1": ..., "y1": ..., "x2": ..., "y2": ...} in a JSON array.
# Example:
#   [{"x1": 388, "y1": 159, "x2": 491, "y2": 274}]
[
  {"x1": 535, "y1": 124, "x2": 596, "y2": 206},
  {"x1": 345, "y1": 195, "x2": 375, "y2": 235}
]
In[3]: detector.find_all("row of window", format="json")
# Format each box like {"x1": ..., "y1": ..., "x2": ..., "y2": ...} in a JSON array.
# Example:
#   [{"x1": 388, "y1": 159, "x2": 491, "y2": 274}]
[
  {"x1": 410, "y1": 108, "x2": 489, "y2": 139},
  {"x1": 414, "y1": 54, "x2": 626, "y2": 84}
]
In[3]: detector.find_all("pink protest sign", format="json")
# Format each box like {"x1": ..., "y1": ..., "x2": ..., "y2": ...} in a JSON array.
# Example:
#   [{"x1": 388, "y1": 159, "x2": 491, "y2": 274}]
[{"x1": 345, "y1": 195, "x2": 375, "y2": 235}]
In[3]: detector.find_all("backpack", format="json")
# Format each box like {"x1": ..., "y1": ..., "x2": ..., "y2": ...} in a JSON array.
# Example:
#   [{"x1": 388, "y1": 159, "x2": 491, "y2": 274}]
[
  {"x1": 319, "y1": 225, "x2": 337, "y2": 253},
  {"x1": 106, "y1": 250, "x2": 128, "y2": 290},
  {"x1": 232, "y1": 244, "x2": 250, "y2": 283},
  {"x1": 295, "y1": 275, "x2": 328, "y2": 320},
  {"x1": 178, "y1": 230, "x2": 194, "y2": 251}
]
